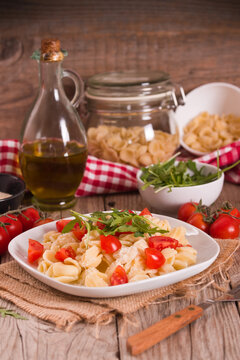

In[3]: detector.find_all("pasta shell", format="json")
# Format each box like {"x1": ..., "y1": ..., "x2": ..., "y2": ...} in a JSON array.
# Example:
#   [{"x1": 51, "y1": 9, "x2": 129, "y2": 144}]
[{"x1": 119, "y1": 148, "x2": 139, "y2": 167}]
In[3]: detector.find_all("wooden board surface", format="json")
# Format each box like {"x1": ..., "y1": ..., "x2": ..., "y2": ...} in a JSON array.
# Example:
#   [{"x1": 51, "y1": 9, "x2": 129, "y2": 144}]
[
  {"x1": 1, "y1": 0, "x2": 240, "y2": 139},
  {"x1": 0, "y1": 182, "x2": 240, "y2": 360}
]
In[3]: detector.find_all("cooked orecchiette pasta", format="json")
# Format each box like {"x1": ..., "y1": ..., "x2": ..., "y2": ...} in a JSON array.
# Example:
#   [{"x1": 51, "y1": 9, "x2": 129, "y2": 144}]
[
  {"x1": 36, "y1": 212, "x2": 197, "y2": 288},
  {"x1": 87, "y1": 125, "x2": 179, "y2": 167},
  {"x1": 173, "y1": 246, "x2": 197, "y2": 270},
  {"x1": 46, "y1": 262, "x2": 80, "y2": 283}
]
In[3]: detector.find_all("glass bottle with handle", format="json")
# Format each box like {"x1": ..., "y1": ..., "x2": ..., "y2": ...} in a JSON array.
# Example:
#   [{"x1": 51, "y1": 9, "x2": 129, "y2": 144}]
[{"x1": 19, "y1": 39, "x2": 88, "y2": 210}]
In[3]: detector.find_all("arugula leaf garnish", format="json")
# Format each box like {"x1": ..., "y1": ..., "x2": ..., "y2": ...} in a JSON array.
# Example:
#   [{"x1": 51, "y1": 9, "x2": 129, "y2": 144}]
[
  {"x1": 63, "y1": 209, "x2": 168, "y2": 246},
  {"x1": 61, "y1": 219, "x2": 78, "y2": 233},
  {"x1": 0, "y1": 308, "x2": 27, "y2": 320}
]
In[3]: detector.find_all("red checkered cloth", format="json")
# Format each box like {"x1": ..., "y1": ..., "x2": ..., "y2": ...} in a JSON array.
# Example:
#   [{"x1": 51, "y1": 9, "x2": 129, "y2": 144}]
[
  {"x1": 0, "y1": 139, "x2": 239, "y2": 197},
  {"x1": 0, "y1": 140, "x2": 22, "y2": 178},
  {"x1": 75, "y1": 156, "x2": 138, "y2": 196},
  {"x1": 196, "y1": 140, "x2": 240, "y2": 184},
  {"x1": 0, "y1": 140, "x2": 138, "y2": 196}
]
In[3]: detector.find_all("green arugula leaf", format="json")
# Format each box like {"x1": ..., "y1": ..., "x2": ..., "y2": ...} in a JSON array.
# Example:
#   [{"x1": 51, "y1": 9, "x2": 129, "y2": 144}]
[
  {"x1": 70, "y1": 211, "x2": 93, "y2": 247},
  {"x1": 67, "y1": 209, "x2": 168, "y2": 243},
  {"x1": 134, "y1": 231, "x2": 144, "y2": 237},
  {"x1": 0, "y1": 308, "x2": 27, "y2": 320},
  {"x1": 140, "y1": 153, "x2": 240, "y2": 192},
  {"x1": 61, "y1": 219, "x2": 77, "y2": 233}
]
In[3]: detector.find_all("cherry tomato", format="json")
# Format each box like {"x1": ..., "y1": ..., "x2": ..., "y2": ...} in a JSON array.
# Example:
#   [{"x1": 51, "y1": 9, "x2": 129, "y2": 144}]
[
  {"x1": 55, "y1": 246, "x2": 76, "y2": 262},
  {"x1": 100, "y1": 234, "x2": 122, "y2": 254},
  {"x1": 0, "y1": 227, "x2": 10, "y2": 255},
  {"x1": 33, "y1": 218, "x2": 54, "y2": 227},
  {"x1": 148, "y1": 236, "x2": 179, "y2": 251},
  {"x1": 210, "y1": 214, "x2": 239, "y2": 239},
  {"x1": 139, "y1": 208, "x2": 152, "y2": 216},
  {"x1": 115, "y1": 223, "x2": 133, "y2": 236},
  {"x1": 178, "y1": 202, "x2": 198, "y2": 222},
  {"x1": 229, "y1": 208, "x2": 240, "y2": 224},
  {"x1": 221, "y1": 207, "x2": 240, "y2": 225},
  {"x1": 187, "y1": 212, "x2": 210, "y2": 233},
  {"x1": 28, "y1": 239, "x2": 44, "y2": 263},
  {"x1": 110, "y1": 265, "x2": 128, "y2": 286},
  {"x1": 229, "y1": 208, "x2": 240, "y2": 222},
  {"x1": 96, "y1": 220, "x2": 106, "y2": 230},
  {"x1": 145, "y1": 248, "x2": 166, "y2": 269},
  {"x1": 72, "y1": 224, "x2": 87, "y2": 241},
  {"x1": 120, "y1": 210, "x2": 135, "y2": 214},
  {"x1": 0, "y1": 214, "x2": 23, "y2": 239},
  {"x1": 56, "y1": 219, "x2": 87, "y2": 240},
  {"x1": 17, "y1": 207, "x2": 40, "y2": 231},
  {"x1": 115, "y1": 213, "x2": 134, "y2": 236},
  {"x1": 56, "y1": 219, "x2": 72, "y2": 233},
  {"x1": 115, "y1": 210, "x2": 134, "y2": 234}
]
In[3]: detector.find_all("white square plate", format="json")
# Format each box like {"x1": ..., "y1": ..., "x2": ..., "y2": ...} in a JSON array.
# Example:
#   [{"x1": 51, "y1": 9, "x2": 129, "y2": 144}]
[{"x1": 8, "y1": 213, "x2": 220, "y2": 298}]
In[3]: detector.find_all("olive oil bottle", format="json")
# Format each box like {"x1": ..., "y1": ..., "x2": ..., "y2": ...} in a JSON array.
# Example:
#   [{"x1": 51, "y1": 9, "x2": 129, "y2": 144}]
[{"x1": 19, "y1": 39, "x2": 87, "y2": 210}]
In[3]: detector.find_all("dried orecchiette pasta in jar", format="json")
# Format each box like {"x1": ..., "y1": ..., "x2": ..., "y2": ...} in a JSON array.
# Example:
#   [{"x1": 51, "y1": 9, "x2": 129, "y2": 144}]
[{"x1": 84, "y1": 71, "x2": 185, "y2": 167}]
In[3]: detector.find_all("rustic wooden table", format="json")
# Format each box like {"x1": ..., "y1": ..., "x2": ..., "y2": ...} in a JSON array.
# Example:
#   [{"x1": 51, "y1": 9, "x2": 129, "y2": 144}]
[{"x1": 0, "y1": 182, "x2": 240, "y2": 360}]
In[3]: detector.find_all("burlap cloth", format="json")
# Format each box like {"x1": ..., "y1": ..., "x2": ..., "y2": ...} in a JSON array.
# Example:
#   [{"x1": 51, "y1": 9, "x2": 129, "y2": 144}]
[{"x1": 0, "y1": 239, "x2": 239, "y2": 330}]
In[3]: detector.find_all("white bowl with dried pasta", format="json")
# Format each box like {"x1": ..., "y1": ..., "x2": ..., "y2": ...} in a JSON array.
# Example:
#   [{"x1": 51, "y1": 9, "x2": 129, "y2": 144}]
[{"x1": 175, "y1": 82, "x2": 240, "y2": 156}]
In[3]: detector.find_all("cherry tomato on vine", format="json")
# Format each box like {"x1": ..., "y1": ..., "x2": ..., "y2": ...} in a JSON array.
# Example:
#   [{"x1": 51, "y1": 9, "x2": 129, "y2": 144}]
[
  {"x1": 148, "y1": 236, "x2": 179, "y2": 251},
  {"x1": 110, "y1": 265, "x2": 128, "y2": 286},
  {"x1": 221, "y1": 207, "x2": 240, "y2": 225},
  {"x1": 0, "y1": 227, "x2": 10, "y2": 255},
  {"x1": 210, "y1": 214, "x2": 239, "y2": 239},
  {"x1": 17, "y1": 208, "x2": 40, "y2": 231},
  {"x1": 100, "y1": 234, "x2": 122, "y2": 254},
  {"x1": 178, "y1": 202, "x2": 198, "y2": 222},
  {"x1": 28, "y1": 239, "x2": 44, "y2": 263},
  {"x1": 55, "y1": 246, "x2": 76, "y2": 262},
  {"x1": 187, "y1": 212, "x2": 210, "y2": 233},
  {"x1": 0, "y1": 214, "x2": 23, "y2": 239},
  {"x1": 145, "y1": 248, "x2": 166, "y2": 269}
]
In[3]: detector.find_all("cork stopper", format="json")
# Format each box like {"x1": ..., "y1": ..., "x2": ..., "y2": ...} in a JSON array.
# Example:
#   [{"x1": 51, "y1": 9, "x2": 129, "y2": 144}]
[
  {"x1": 41, "y1": 39, "x2": 61, "y2": 53},
  {"x1": 40, "y1": 39, "x2": 64, "y2": 62}
]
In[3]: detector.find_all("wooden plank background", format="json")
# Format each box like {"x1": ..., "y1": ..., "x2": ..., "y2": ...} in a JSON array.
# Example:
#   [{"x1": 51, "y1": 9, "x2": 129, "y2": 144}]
[{"x1": 0, "y1": 0, "x2": 240, "y2": 140}]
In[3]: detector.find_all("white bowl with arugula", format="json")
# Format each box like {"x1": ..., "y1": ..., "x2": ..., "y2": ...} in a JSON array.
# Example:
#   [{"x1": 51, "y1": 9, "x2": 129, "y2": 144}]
[{"x1": 137, "y1": 155, "x2": 225, "y2": 215}]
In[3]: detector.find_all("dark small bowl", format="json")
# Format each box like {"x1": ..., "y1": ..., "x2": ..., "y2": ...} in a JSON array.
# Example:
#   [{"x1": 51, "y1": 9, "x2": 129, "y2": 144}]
[{"x1": 0, "y1": 173, "x2": 26, "y2": 214}]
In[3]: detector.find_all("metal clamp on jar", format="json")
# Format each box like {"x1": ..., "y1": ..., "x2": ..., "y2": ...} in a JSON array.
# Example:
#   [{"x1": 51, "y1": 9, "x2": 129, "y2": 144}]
[{"x1": 85, "y1": 71, "x2": 185, "y2": 168}]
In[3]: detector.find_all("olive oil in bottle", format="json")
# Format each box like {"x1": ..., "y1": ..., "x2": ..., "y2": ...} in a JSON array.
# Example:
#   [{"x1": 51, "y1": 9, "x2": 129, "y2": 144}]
[
  {"x1": 20, "y1": 39, "x2": 87, "y2": 210},
  {"x1": 19, "y1": 139, "x2": 87, "y2": 209}
]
